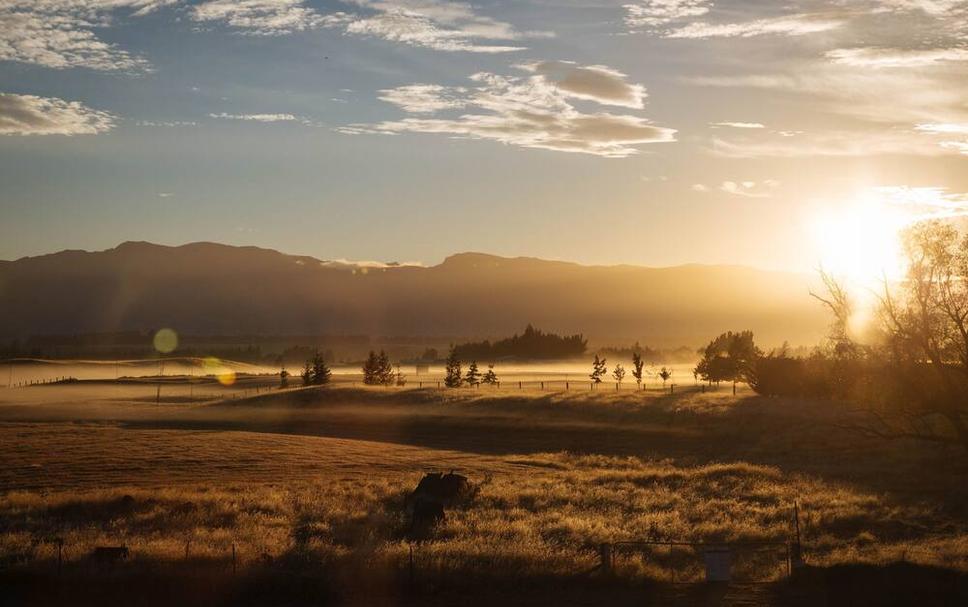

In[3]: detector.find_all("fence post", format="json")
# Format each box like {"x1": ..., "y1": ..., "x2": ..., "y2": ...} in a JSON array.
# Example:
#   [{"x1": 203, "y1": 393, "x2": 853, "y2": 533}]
[
  {"x1": 518, "y1": 381, "x2": 522, "y2": 389},
  {"x1": 599, "y1": 543, "x2": 612, "y2": 575},
  {"x1": 232, "y1": 543, "x2": 237, "y2": 575},
  {"x1": 566, "y1": 381, "x2": 569, "y2": 390},
  {"x1": 540, "y1": 381, "x2": 544, "y2": 390},
  {"x1": 409, "y1": 543, "x2": 415, "y2": 586}
]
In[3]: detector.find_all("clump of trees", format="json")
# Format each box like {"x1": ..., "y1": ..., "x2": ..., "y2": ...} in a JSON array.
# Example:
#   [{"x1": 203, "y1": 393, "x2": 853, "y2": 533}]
[
  {"x1": 465, "y1": 361, "x2": 481, "y2": 387},
  {"x1": 362, "y1": 350, "x2": 394, "y2": 385},
  {"x1": 452, "y1": 324, "x2": 586, "y2": 361},
  {"x1": 694, "y1": 330, "x2": 761, "y2": 394},
  {"x1": 482, "y1": 364, "x2": 499, "y2": 385},
  {"x1": 302, "y1": 350, "x2": 332, "y2": 386}
]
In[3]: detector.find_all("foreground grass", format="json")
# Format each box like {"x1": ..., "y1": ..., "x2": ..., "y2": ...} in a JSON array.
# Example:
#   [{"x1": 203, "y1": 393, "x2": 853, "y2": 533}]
[{"x1": 1, "y1": 384, "x2": 966, "y2": 604}]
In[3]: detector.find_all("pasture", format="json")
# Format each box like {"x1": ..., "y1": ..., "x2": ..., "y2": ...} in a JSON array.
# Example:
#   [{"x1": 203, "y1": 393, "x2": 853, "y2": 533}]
[{"x1": 1, "y1": 373, "x2": 966, "y2": 605}]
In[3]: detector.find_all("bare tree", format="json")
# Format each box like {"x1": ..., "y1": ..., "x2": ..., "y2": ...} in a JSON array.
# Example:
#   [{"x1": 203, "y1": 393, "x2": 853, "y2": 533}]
[{"x1": 818, "y1": 221, "x2": 968, "y2": 451}]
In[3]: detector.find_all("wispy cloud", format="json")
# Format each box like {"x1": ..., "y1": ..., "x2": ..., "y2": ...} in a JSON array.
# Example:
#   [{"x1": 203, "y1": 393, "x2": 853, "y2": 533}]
[
  {"x1": 916, "y1": 122, "x2": 968, "y2": 155},
  {"x1": 624, "y1": 1, "x2": 711, "y2": 29},
  {"x1": 665, "y1": 13, "x2": 845, "y2": 39},
  {"x1": 711, "y1": 122, "x2": 765, "y2": 129},
  {"x1": 342, "y1": 62, "x2": 675, "y2": 158},
  {"x1": 0, "y1": 92, "x2": 116, "y2": 135},
  {"x1": 209, "y1": 112, "x2": 300, "y2": 122},
  {"x1": 873, "y1": 185, "x2": 968, "y2": 219},
  {"x1": 191, "y1": 0, "x2": 326, "y2": 35},
  {"x1": 692, "y1": 179, "x2": 780, "y2": 198},
  {"x1": 0, "y1": 1, "x2": 176, "y2": 72},
  {"x1": 826, "y1": 47, "x2": 968, "y2": 68},
  {"x1": 190, "y1": 0, "x2": 548, "y2": 52}
]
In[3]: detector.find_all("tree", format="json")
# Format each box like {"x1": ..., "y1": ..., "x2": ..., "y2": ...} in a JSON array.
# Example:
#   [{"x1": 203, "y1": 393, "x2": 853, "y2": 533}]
[
  {"x1": 376, "y1": 350, "x2": 394, "y2": 385},
  {"x1": 612, "y1": 363, "x2": 626, "y2": 386},
  {"x1": 301, "y1": 360, "x2": 313, "y2": 386},
  {"x1": 362, "y1": 351, "x2": 380, "y2": 385},
  {"x1": 465, "y1": 361, "x2": 481, "y2": 386},
  {"x1": 444, "y1": 347, "x2": 463, "y2": 388},
  {"x1": 482, "y1": 364, "x2": 499, "y2": 385},
  {"x1": 694, "y1": 330, "x2": 761, "y2": 394},
  {"x1": 658, "y1": 366, "x2": 672, "y2": 388},
  {"x1": 590, "y1": 355, "x2": 607, "y2": 384},
  {"x1": 395, "y1": 364, "x2": 407, "y2": 386},
  {"x1": 311, "y1": 350, "x2": 331, "y2": 385},
  {"x1": 815, "y1": 221, "x2": 968, "y2": 451},
  {"x1": 279, "y1": 366, "x2": 290, "y2": 389},
  {"x1": 631, "y1": 352, "x2": 645, "y2": 388}
]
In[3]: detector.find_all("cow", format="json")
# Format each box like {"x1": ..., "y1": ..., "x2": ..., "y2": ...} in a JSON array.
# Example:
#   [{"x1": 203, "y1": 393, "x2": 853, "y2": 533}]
[{"x1": 410, "y1": 470, "x2": 470, "y2": 505}]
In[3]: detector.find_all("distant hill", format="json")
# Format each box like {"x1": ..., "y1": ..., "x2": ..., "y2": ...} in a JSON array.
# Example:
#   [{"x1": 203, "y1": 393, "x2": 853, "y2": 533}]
[{"x1": 0, "y1": 242, "x2": 828, "y2": 346}]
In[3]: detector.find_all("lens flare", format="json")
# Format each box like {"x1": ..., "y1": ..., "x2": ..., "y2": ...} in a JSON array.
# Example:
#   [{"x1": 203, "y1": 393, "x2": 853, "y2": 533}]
[
  {"x1": 153, "y1": 328, "x2": 178, "y2": 354},
  {"x1": 203, "y1": 356, "x2": 236, "y2": 386}
]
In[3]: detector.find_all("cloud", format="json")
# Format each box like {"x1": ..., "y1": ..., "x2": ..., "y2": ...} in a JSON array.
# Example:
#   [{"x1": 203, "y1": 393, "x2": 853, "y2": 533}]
[
  {"x1": 0, "y1": 1, "x2": 176, "y2": 71},
  {"x1": 378, "y1": 85, "x2": 467, "y2": 113},
  {"x1": 711, "y1": 122, "x2": 765, "y2": 129},
  {"x1": 720, "y1": 180, "x2": 779, "y2": 198},
  {"x1": 665, "y1": 13, "x2": 845, "y2": 39},
  {"x1": 691, "y1": 183, "x2": 709, "y2": 192},
  {"x1": 209, "y1": 112, "x2": 299, "y2": 122},
  {"x1": 190, "y1": 0, "x2": 547, "y2": 51},
  {"x1": 915, "y1": 122, "x2": 968, "y2": 154},
  {"x1": 0, "y1": 92, "x2": 116, "y2": 135},
  {"x1": 136, "y1": 120, "x2": 197, "y2": 127},
  {"x1": 872, "y1": 185, "x2": 968, "y2": 219},
  {"x1": 324, "y1": 0, "x2": 551, "y2": 53},
  {"x1": 826, "y1": 47, "x2": 968, "y2": 68},
  {"x1": 709, "y1": 130, "x2": 950, "y2": 158},
  {"x1": 342, "y1": 63, "x2": 675, "y2": 158},
  {"x1": 190, "y1": 0, "x2": 326, "y2": 35},
  {"x1": 518, "y1": 61, "x2": 647, "y2": 109},
  {"x1": 624, "y1": 1, "x2": 711, "y2": 29}
]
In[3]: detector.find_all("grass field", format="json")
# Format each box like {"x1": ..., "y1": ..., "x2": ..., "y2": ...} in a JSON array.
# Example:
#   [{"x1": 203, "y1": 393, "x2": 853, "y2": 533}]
[{"x1": 1, "y1": 378, "x2": 966, "y2": 605}]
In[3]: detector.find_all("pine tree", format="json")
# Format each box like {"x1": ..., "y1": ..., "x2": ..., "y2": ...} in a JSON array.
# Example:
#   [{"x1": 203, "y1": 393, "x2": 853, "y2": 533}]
[
  {"x1": 465, "y1": 361, "x2": 481, "y2": 386},
  {"x1": 362, "y1": 350, "x2": 379, "y2": 385},
  {"x1": 444, "y1": 347, "x2": 462, "y2": 388},
  {"x1": 395, "y1": 364, "x2": 407, "y2": 386},
  {"x1": 482, "y1": 364, "x2": 498, "y2": 385},
  {"x1": 631, "y1": 352, "x2": 645, "y2": 387},
  {"x1": 590, "y1": 355, "x2": 607, "y2": 383},
  {"x1": 311, "y1": 350, "x2": 331, "y2": 385},
  {"x1": 301, "y1": 361, "x2": 312, "y2": 386},
  {"x1": 376, "y1": 350, "x2": 394, "y2": 385}
]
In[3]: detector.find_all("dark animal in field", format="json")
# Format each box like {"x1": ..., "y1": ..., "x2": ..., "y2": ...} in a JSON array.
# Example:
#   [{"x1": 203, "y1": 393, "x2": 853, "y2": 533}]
[
  {"x1": 93, "y1": 545, "x2": 129, "y2": 565},
  {"x1": 410, "y1": 471, "x2": 471, "y2": 505},
  {"x1": 408, "y1": 496, "x2": 445, "y2": 539}
]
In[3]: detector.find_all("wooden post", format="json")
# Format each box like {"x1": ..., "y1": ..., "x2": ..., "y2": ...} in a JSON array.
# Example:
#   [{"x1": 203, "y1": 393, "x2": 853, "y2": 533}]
[
  {"x1": 232, "y1": 543, "x2": 237, "y2": 575},
  {"x1": 518, "y1": 381, "x2": 522, "y2": 389},
  {"x1": 57, "y1": 540, "x2": 62, "y2": 575},
  {"x1": 540, "y1": 381, "x2": 544, "y2": 390},
  {"x1": 156, "y1": 385, "x2": 161, "y2": 404},
  {"x1": 599, "y1": 543, "x2": 612, "y2": 574},
  {"x1": 409, "y1": 543, "x2": 415, "y2": 586},
  {"x1": 566, "y1": 381, "x2": 569, "y2": 390},
  {"x1": 185, "y1": 540, "x2": 190, "y2": 559}
]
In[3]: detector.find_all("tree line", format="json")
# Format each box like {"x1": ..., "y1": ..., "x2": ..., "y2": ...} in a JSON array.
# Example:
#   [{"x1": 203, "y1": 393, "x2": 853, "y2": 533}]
[{"x1": 452, "y1": 324, "x2": 586, "y2": 360}]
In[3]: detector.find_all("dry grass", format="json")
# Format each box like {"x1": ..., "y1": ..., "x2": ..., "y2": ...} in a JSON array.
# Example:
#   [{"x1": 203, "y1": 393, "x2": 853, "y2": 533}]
[{"x1": 1, "y1": 383, "x2": 966, "y2": 602}]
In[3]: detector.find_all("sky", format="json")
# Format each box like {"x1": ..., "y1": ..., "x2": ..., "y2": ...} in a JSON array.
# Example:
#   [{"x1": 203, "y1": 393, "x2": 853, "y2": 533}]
[{"x1": 1, "y1": 0, "x2": 968, "y2": 273}]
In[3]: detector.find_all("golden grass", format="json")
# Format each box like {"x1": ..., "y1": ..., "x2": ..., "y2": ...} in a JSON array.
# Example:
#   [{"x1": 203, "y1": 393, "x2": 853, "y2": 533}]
[{"x1": 1, "y1": 384, "x2": 966, "y2": 586}]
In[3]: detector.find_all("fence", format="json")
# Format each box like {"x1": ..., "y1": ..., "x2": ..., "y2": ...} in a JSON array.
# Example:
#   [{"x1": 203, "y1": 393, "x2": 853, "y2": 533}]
[{"x1": 599, "y1": 540, "x2": 796, "y2": 583}]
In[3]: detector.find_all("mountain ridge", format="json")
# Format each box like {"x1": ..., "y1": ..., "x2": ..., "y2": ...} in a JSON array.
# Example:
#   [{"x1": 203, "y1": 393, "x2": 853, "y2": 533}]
[{"x1": 0, "y1": 241, "x2": 828, "y2": 346}]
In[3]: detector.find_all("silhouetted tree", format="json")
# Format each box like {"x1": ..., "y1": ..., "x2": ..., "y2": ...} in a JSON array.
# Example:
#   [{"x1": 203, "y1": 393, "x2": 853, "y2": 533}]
[
  {"x1": 444, "y1": 348, "x2": 463, "y2": 388},
  {"x1": 421, "y1": 347, "x2": 439, "y2": 361},
  {"x1": 612, "y1": 364, "x2": 626, "y2": 386},
  {"x1": 311, "y1": 350, "x2": 331, "y2": 385},
  {"x1": 280, "y1": 368, "x2": 289, "y2": 389},
  {"x1": 658, "y1": 366, "x2": 672, "y2": 388},
  {"x1": 395, "y1": 364, "x2": 407, "y2": 386},
  {"x1": 814, "y1": 221, "x2": 968, "y2": 452},
  {"x1": 482, "y1": 364, "x2": 499, "y2": 385},
  {"x1": 590, "y1": 355, "x2": 607, "y2": 384},
  {"x1": 695, "y1": 330, "x2": 761, "y2": 394},
  {"x1": 362, "y1": 350, "x2": 380, "y2": 385},
  {"x1": 465, "y1": 361, "x2": 481, "y2": 386},
  {"x1": 631, "y1": 352, "x2": 645, "y2": 388},
  {"x1": 376, "y1": 350, "x2": 394, "y2": 385},
  {"x1": 301, "y1": 361, "x2": 312, "y2": 387}
]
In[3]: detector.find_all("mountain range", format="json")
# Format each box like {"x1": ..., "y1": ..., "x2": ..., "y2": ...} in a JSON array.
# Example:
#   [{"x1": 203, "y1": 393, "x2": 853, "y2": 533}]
[{"x1": 0, "y1": 242, "x2": 828, "y2": 347}]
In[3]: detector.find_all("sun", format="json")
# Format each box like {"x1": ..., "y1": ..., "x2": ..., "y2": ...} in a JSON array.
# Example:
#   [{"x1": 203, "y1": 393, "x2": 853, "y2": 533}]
[{"x1": 810, "y1": 192, "x2": 909, "y2": 289}]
